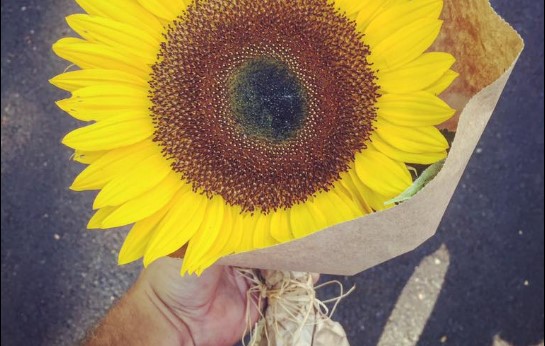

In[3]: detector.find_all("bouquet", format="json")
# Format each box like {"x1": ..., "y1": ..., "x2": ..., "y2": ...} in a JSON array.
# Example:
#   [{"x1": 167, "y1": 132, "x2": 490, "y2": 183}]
[{"x1": 51, "y1": 0, "x2": 523, "y2": 344}]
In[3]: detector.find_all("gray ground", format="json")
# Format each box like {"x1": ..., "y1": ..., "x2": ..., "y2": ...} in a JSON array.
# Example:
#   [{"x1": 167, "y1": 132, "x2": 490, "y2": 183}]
[{"x1": 1, "y1": 0, "x2": 543, "y2": 345}]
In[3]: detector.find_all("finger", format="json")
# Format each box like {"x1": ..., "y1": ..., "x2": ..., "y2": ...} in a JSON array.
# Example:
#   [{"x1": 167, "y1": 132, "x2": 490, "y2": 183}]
[
  {"x1": 144, "y1": 257, "x2": 224, "y2": 305},
  {"x1": 230, "y1": 268, "x2": 265, "y2": 326}
]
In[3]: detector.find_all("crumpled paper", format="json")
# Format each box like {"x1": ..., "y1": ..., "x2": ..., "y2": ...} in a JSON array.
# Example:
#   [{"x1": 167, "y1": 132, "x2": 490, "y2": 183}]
[
  {"x1": 221, "y1": 0, "x2": 524, "y2": 276},
  {"x1": 245, "y1": 270, "x2": 351, "y2": 346}
]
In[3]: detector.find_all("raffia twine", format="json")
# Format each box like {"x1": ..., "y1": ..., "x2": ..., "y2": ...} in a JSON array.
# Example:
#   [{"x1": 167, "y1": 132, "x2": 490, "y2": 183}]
[{"x1": 237, "y1": 269, "x2": 355, "y2": 346}]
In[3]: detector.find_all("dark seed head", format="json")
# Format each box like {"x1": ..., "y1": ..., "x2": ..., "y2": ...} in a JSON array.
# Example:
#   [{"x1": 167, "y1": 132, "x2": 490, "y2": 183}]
[
  {"x1": 229, "y1": 57, "x2": 307, "y2": 142},
  {"x1": 149, "y1": 0, "x2": 379, "y2": 213}
]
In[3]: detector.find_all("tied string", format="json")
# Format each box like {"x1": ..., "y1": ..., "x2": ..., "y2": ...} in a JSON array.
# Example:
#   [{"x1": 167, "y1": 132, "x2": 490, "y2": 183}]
[{"x1": 236, "y1": 269, "x2": 355, "y2": 346}]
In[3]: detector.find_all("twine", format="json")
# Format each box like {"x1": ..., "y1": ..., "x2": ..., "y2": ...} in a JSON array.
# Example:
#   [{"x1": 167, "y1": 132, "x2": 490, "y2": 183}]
[{"x1": 236, "y1": 269, "x2": 355, "y2": 346}]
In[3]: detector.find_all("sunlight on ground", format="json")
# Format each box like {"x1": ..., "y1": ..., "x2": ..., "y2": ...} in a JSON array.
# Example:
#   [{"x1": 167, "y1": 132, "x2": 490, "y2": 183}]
[
  {"x1": 492, "y1": 335, "x2": 544, "y2": 346},
  {"x1": 376, "y1": 245, "x2": 543, "y2": 346},
  {"x1": 377, "y1": 244, "x2": 450, "y2": 346}
]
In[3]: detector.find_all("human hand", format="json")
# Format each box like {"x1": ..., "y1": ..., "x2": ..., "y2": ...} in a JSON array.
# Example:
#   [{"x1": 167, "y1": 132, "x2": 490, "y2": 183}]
[{"x1": 138, "y1": 257, "x2": 261, "y2": 346}]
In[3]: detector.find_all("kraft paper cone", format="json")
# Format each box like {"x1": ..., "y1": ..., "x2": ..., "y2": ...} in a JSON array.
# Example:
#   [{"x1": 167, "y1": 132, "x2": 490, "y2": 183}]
[{"x1": 220, "y1": 0, "x2": 524, "y2": 275}]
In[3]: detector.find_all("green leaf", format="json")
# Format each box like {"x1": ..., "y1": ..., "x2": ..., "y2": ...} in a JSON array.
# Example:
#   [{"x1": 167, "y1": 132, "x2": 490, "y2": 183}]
[{"x1": 385, "y1": 159, "x2": 445, "y2": 205}]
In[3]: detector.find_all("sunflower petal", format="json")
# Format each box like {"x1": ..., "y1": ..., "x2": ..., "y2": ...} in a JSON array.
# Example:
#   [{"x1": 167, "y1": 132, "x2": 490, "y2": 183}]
[
  {"x1": 378, "y1": 52, "x2": 456, "y2": 94},
  {"x1": 197, "y1": 205, "x2": 237, "y2": 271},
  {"x1": 181, "y1": 195, "x2": 225, "y2": 274},
  {"x1": 52, "y1": 38, "x2": 150, "y2": 80},
  {"x1": 136, "y1": 0, "x2": 188, "y2": 22},
  {"x1": 354, "y1": 149, "x2": 412, "y2": 196},
  {"x1": 323, "y1": 188, "x2": 363, "y2": 221},
  {"x1": 355, "y1": 0, "x2": 402, "y2": 32},
  {"x1": 75, "y1": 0, "x2": 163, "y2": 35},
  {"x1": 93, "y1": 153, "x2": 172, "y2": 209},
  {"x1": 62, "y1": 116, "x2": 154, "y2": 151},
  {"x1": 359, "y1": 183, "x2": 394, "y2": 211},
  {"x1": 66, "y1": 14, "x2": 159, "y2": 63},
  {"x1": 370, "y1": 135, "x2": 446, "y2": 164},
  {"x1": 118, "y1": 207, "x2": 170, "y2": 265},
  {"x1": 334, "y1": 0, "x2": 367, "y2": 18},
  {"x1": 425, "y1": 69, "x2": 460, "y2": 95},
  {"x1": 87, "y1": 206, "x2": 117, "y2": 229},
  {"x1": 270, "y1": 209, "x2": 293, "y2": 243},
  {"x1": 237, "y1": 213, "x2": 258, "y2": 252},
  {"x1": 369, "y1": 18, "x2": 443, "y2": 71},
  {"x1": 377, "y1": 91, "x2": 455, "y2": 127},
  {"x1": 50, "y1": 69, "x2": 147, "y2": 92},
  {"x1": 224, "y1": 207, "x2": 245, "y2": 253},
  {"x1": 70, "y1": 141, "x2": 157, "y2": 191},
  {"x1": 304, "y1": 200, "x2": 330, "y2": 231},
  {"x1": 364, "y1": 0, "x2": 442, "y2": 48},
  {"x1": 143, "y1": 188, "x2": 208, "y2": 267},
  {"x1": 73, "y1": 150, "x2": 107, "y2": 164},
  {"x1": 374, "y1": 118, "x2": 449, "y2": 154},
  {"x1": 253, "y1": 213, "x2": 277, "y2": 249},
  {"x1": 101, "y1": 172, "x2": 183, "y2": 228},
  {"x1": 289, "y1": 202, "x2": 318, "y2": 238},
  {"x1": 338, "y1": 171, "x2": 373, "y2": 214},
  {"x1": 56, "y1": 84, "x2": 150, "y2": 121}
]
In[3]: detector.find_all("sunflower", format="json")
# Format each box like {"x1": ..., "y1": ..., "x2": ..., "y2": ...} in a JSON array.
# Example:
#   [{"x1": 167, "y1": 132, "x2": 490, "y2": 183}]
[{"x1": 52, "y1": 0, "x2": 457, "y2": 275}]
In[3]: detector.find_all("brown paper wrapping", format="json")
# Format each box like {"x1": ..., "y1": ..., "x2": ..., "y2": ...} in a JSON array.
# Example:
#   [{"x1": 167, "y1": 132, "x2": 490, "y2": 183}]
[{"x1": 220, "y1": 0, "x2": 524, "y2": 275}]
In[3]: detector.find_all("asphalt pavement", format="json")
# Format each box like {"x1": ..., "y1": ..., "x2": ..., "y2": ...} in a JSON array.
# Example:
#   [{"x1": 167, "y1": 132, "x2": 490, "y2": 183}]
[{"x1": 1, "y1": 0, "x2": 543, "y2": 345}]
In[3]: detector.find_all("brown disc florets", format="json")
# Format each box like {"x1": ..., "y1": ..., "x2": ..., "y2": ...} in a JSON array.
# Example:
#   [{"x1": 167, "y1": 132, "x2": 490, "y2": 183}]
[{"x1": 149, "y1": 0, "x2": 379, "y2": 213}]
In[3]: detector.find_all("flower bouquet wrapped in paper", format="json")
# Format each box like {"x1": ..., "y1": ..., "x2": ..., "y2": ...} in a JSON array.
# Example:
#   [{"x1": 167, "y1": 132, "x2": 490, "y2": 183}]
[{"x1": 51, "y1": 0, "x2": 523, "y2": 344}]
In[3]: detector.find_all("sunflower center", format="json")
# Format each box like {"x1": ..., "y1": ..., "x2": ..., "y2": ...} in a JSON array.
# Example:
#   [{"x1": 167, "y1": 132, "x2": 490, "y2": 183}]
[
  {"x1": 149, "y1": 0, "x2": 379, "y2": 212},
  {"x1": 229, "y1": 58, "x2": 307, "y2": 142}
]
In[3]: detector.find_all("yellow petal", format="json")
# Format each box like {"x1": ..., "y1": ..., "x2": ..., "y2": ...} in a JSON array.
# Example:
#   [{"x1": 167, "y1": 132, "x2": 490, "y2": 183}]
[
  {"x1": 118, "y1": 206, "x2": 171, "y2": 265},
  {"x1": 66, "y1": 14, "x2": 159, "y2": 63},
  {"x1": 197, "y1": 204, "x2": 237, "y2": 271},
  {"x1": 364, "y1": 0, "x2": 442, "y2": 48},
  {"x1": 369, "y1": 19, "x2": 443, "y2": 71},
  {"x1": 87, "y1": 206, "x2": 117, "y2": 229},
  {"x1": 287, "y1": 191, "x2": 357, "y2": 239},
  {"x1": 73, "y1": 150, "x2": 107, "y2": 164},
  {"x1": 425, "y1": 69, "x2": 459, "y2": 95},
  {"x1": 143, "y1": 187, "x2": 208, "y2": 267},
  {"x1": 334, "y1": 0, "x2": 367, "y2": 19},
  {"x1": 136, "y1": 0, "x2": 188, "y2": 22},
  {"x1": 303, "y1": 199, "x2": 330, "y2": 231},
  {"x1": 374, "y1": 118, "x2": 449, "y2": 154},
  {"x1": 75, "y1": 0, "x2": 163, "y2": 35},
  {"x1": 270, "y1": 209, "x2": 293, "y2": 243},
  {"x1": 52, "y1": 38, "x2": 150, "y2": 80},
  {"x1": 236, "y1": 213, "x2": 258, "y2": 252},
  {"x1": 378, "y1": 52, "x2": 456, "y2": 94},
  {"x1": 344, "y1": 168, "x2": 381, "y2": 211},
  {"x1": 56, "y1": 101, "x2": 150, "y2": 123},
  {"x1": 50, "y1": 69, "x2": 147, "y2": 92},
  {"x1": 370, "y1": 134, "x2": 447, "y2": 164},
  {"x1": 320, "y1": 187, "x2": 363, "y2": 222},
  {"x1": 377, "y1": 91, "x2": 455, "y2": 127},
  {"x1": 62, "y1": 116, "x2": 154, "y2": 151},
  {"x1": 93, "y1": 153, "x2": 172, "y2": 208},
  {"x1": 182, "y1": 195, "x2": 225, "y2": 275},
  {"x1": 355, "y1": 0, "x2": 403, "y2": 32},
  {"x1": 253, "y1": 213, "x2": 277, "y2": 249},
  {"x1": 56, "y1": 84, "x2": 150, "y2": 121},
  {"x1": 354, "y1": 148, "x2": 412, "y2": 196},
  {"x1": 359, "y1": 182, "x2": 394, "y2": 211},
  {"x1": 70, "y1": 140, "x2": 158, "y2": 191},
  {"x1": 338, "y1": 170, "x2": 373, "y2": 214},
  {"x1": 289, "y1": 202, "x2": 318, "y2": 238},
  {"x1": 223, "y1": 206, "x2": 245, "y2": 253},
  {"x1": 101, "y1": 172, "x2": 183, "y2": 228}
]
